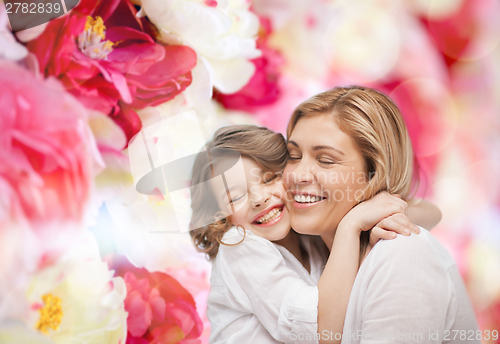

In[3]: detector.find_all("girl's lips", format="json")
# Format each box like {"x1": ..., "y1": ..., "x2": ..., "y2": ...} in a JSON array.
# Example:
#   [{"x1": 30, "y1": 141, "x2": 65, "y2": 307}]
[
  {"x1": 254, "y1": 207, "x2": 285, "y2": 227},
  {"x1": 252, "y1": 204, "x2": 285, "y2": 226}
]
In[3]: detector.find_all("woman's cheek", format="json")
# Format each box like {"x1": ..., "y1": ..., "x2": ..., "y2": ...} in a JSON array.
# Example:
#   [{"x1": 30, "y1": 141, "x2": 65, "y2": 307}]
[
  {"x1": 282, "y1": 167, "x2": 294, "y2": 190},
  {"x1": 274, "y1": 180, "x2": 287, "y2": 200}
]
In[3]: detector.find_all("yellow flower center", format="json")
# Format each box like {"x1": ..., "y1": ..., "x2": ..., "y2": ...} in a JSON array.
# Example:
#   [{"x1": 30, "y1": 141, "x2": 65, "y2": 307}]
[
  {"x1": 85, "y1": 16, "x2": 106, "y2": 40},
  {"x1": 78, "y1": 16, "x2": 114, "y2": 60},
  {"x1": 36, "y1": 293, "x2": 63, "y2": 334}
]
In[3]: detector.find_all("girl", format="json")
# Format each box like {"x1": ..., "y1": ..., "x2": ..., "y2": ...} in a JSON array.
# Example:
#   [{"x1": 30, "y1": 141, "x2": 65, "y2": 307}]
[{"x1": 189, "y1": 125, "x2": 440, "y2": 343}]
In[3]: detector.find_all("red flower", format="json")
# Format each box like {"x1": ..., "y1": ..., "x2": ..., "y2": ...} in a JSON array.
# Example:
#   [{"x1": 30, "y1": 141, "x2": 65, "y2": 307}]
[
  {"x1": 27, "y1": 0, "x2": 197, "y2": 145},
  {"x1": 111, "y1": 258, "x2": 203, "y2": 344},
  {"x1": 420, "y1": 0, "x2": 498, "y2": 66},
  {"x1": 214, "y1": 16, "x2": 283, "y2": 111}
]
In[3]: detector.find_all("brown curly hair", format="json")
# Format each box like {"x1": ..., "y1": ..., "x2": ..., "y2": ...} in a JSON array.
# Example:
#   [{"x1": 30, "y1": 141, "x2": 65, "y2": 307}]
[{"x1": 189, "y1": 125, "x2": 288, "y2": 260}]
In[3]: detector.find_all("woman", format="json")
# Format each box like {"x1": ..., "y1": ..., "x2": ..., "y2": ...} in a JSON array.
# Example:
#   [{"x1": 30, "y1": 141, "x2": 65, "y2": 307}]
[{"x1": 284, "y1": 86, "x2": 479, "y2": 343}]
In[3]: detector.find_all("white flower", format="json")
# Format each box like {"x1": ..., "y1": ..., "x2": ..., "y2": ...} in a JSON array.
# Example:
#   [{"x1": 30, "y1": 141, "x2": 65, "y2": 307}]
[
  {"x1": 0, "y1": 5, "x2": 28, "y2": 60},
  {"x1": 138, "y1": 0, "x2": 261, "y2": 94},
  {"x1": 0, "y1": 231, "x2": 128, "y2": 344},
  {"x1": 0, "y1": 322, "x2": 55, "y2": 344}
]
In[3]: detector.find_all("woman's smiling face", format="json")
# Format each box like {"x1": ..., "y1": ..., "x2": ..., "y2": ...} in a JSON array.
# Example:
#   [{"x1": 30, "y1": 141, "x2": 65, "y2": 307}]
[{"x1": 284, "y1": 113, "x2": 369, "y2": 237}]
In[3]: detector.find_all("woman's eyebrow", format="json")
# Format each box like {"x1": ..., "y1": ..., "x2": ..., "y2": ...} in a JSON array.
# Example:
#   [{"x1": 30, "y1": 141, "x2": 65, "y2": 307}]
[
  {"x1": 312, "y1": 145, "x2": 345, "y2": 156},
  {"x1": 288, "y1": 140, "x2": 345, "y2": 156}
]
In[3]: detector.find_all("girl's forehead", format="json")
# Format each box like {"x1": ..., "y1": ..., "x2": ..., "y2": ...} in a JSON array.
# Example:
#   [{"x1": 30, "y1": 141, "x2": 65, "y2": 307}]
[
  {"x1": 212, "y1": 156, "x2": 275, "y2": 194},
  {"x1": 241, "y1": 157, "x2": 276, "y2": 180}
]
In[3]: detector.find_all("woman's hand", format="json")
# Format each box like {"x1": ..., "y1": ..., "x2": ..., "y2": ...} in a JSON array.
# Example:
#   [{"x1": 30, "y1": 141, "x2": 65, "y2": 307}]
[{"x1": 337, "y1": 191, "x2": 419, "y2": 239}]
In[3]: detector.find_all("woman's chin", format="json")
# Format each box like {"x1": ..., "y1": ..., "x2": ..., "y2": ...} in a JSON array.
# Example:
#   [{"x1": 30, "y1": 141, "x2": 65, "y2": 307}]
[{"x1": 291, "y1": 220, "x2": 322, "y2": 236}]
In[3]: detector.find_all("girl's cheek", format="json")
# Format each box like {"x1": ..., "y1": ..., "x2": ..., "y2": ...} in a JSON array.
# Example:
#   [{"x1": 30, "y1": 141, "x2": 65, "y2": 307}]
[{"x1": 272, "y1": 180, "x2": 287, "y2": 200}]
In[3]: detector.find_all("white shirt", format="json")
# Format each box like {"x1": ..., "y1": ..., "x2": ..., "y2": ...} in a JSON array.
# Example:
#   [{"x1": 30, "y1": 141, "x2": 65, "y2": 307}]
[
  {"x1": 207, "y1": 226, "x2": 327, "y2": 344},
  {"x1": 341, "y1": 228, "x2": 479, "y2": 344}
]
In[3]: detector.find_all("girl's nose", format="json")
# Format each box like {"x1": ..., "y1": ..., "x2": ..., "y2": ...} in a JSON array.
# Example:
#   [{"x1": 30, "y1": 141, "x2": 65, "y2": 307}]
[{"x1": 249, "y1": 185, "x2": 270, "y2": 208}]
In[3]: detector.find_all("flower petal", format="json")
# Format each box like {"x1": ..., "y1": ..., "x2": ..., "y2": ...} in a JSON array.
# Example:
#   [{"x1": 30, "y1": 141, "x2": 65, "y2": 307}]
[
  {"x1": 209, "y1": 57, "x2": 256, "y2": 94},
  {"x1": 125, "y1": 290, "x2": 152, "y2": 337}
]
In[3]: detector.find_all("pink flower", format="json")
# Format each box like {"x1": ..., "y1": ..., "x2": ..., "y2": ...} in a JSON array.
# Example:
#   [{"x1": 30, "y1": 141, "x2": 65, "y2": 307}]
[
  {"x1": 213, "y1": 16, "x2": 283, "y2": 111},
  {"x1": 0, "y1": 61, "x2": 96, "y2": 226},
  {"x1": 111, "y1": 258, "x2": 203, "y2": 344},
  {"x1": 420, "y1": 0, "x2": 494, "y2": 66},
  {"x1": 27, "y1": 0, "x2": 197, "y2": 144},
  {"x1": 165, "y1": 267, "x2": 211, "y2": 343}
]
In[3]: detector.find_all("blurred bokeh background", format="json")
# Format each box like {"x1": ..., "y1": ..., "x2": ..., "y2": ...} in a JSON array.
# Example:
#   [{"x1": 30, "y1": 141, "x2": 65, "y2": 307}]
[{"x1": 1, "y1": 0, "x2": 499, "y2": 343}]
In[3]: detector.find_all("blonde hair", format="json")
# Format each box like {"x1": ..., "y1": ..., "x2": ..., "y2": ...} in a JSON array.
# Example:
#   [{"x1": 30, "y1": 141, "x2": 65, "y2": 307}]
[
  {"x1": 189, "y1": 125, "x2": 288, "y2": 260},
  {"x1": 287, "y1": 86, "x2": 417, "y2": 253}
]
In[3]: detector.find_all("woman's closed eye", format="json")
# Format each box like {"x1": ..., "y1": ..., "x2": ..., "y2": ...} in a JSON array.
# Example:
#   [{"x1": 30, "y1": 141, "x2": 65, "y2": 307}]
[
  {"x1": 318, "y1": 159, "x2": 336, "y2": 165},
  {"x1": 317, "y1": 155, "x2": 338, "y2": 165}
]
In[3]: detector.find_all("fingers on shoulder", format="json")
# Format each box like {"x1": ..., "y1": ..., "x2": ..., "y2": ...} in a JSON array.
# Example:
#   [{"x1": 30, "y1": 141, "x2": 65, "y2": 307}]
[{"x1": 374, "y1": 191, "x2": 408, "y2": 215}]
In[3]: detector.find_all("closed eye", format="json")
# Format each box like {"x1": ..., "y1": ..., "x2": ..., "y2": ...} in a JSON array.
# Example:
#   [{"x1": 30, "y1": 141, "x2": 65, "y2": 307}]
[
  {"x1": 230, "y1": 193, "x2": 247, "y2": 203},
  {"x1": 317, "y1": 154, "x2": 338, "y2": 165},
  {"x1": 263, "y1": 174, "x2": 278, "y2": 184},
  {"x1": 318, "y1": 159, "x2": 336, "y2": 165}
]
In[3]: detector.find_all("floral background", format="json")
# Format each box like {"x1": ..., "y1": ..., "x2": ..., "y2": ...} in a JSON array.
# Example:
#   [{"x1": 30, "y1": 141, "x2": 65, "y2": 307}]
[{"x1": 1, "y1": 0, "x2": 499, "y2": 343}]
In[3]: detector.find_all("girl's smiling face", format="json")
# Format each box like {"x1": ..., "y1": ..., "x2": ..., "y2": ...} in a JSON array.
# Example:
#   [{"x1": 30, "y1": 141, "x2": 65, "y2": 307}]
[{"x1": 221, "y1": 156, "x2": 291, "y2": 242}]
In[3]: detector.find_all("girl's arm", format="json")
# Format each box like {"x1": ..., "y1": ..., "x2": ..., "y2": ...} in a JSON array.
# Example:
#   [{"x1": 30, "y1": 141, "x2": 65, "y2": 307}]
[
  {"x1": 407, "y1": 198, "x2": 442, "y2": 230},
  {"x1": 317, "y1": 192, "x2": 418, "y2": 344}
]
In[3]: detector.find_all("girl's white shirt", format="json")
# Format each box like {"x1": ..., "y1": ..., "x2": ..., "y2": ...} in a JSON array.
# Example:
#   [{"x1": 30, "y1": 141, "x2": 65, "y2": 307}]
[{"x1": 207, "y1": 226, "x2": 328, "y2": 344}]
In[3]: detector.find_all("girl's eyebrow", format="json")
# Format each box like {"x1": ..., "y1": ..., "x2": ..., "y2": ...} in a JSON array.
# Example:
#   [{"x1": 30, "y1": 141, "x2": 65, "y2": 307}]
[{"x1": 287, "y1": 140, "x2": 345, "y2": 156}]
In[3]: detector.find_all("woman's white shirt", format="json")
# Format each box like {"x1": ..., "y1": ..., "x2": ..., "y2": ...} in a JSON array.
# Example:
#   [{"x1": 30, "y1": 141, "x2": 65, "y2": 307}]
[
  {"x1": 207, "y1": 226, "x2": 327, "y2": 344},
  {"x1": 341, "y1": 228, "x2": 479, "y2": 344}
]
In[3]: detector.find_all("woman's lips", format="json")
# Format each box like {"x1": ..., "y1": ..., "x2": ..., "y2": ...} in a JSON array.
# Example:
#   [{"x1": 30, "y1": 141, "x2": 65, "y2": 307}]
[
  {"x1": 292, "y1": 192, "x2": 326, "y2": 209},
  {"x1": 252, "y1": 204, "x2": 285, "y2": 227}
]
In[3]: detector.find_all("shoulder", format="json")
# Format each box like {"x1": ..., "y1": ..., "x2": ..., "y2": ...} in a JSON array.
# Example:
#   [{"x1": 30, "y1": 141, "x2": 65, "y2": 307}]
[
  {"x1": 354, "y1": 229, "x2": 459, "y2": 308},
  {"x1": 371, "y1": 227, "x2": 450, "y2": 259},
  {"x1": 362, "y1": 228, "x2": 455, "y2": 275}
]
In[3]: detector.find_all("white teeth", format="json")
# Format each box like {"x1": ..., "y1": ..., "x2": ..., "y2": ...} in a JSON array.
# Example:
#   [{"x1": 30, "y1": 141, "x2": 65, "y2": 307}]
[
  {"x1": 256, "y1": 208, "x2": 282, "y2": 224},
  {"x1": 294, "y1": 195, "x2": 323, "y2": 203}
]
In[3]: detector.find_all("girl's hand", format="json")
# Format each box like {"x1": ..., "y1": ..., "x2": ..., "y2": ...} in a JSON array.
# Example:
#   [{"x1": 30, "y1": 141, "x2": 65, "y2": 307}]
[
  {"x1": 370, "y1": 213, "x2": 420, "y2": 246},
  {"x1": 337, "y1": 191, "x2": 417, "y2": 237}
]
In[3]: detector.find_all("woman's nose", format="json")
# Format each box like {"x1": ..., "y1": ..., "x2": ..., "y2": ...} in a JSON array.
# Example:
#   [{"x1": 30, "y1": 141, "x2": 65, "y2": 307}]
[{"x1": 290, "y1": 159, "x2": 315, "y2": 184}]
